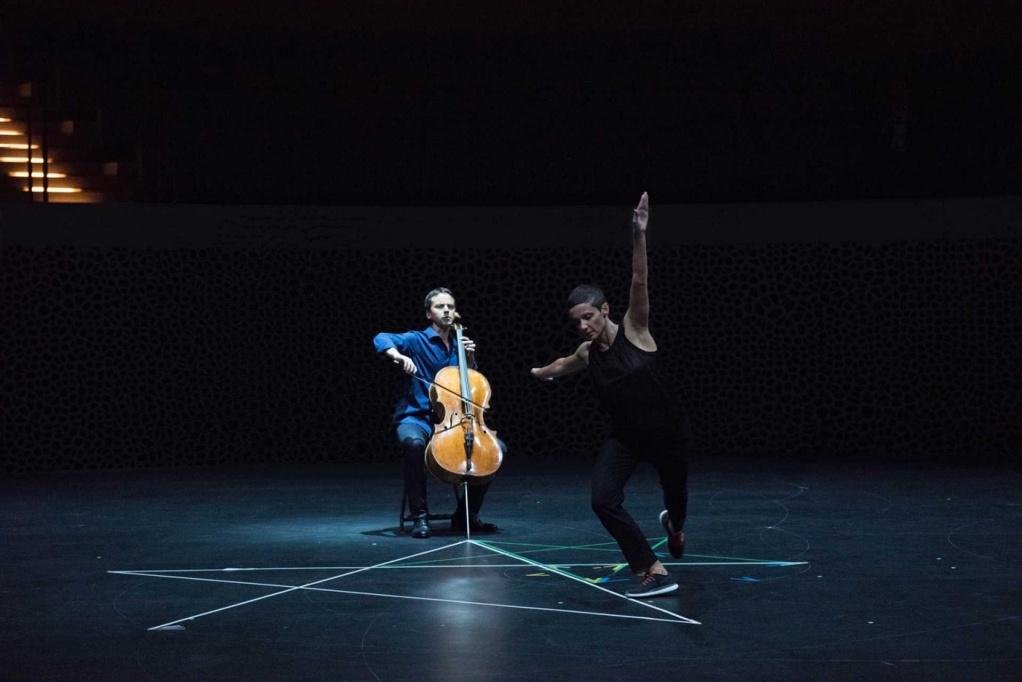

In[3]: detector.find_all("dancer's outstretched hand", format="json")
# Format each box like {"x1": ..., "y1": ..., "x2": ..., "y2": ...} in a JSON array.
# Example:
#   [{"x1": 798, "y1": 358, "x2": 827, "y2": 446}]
[{"x1": 633, "y1": 191, "x2": 649, "y2": 233}]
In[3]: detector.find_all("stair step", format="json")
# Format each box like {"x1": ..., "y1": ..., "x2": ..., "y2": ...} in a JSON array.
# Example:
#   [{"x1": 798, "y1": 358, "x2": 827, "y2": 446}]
[
  {"x1": 1, "y1": 159, "x2": 134, "y2": 177},
  {"x1": 42, "y1": 189, "x2": 129, "y2": 202},
  {"x1": 0, "y1": 148, "x2": 116, "y2": 164},
  {"x1": 0, "y1": 185, "x2": 130, "y2": 204},
  {"x1": 27, "y1": 189, "x2": 129, "y2": 204},
  {"x1": 0, "y1": 104, "x2": 100, "y2": 120},
  {"x1": 8, "y1": 174, "x2": 126, "y2": 191},
  {"x1": 0, "y1": 125, "x2": 102, "y2": 147}
]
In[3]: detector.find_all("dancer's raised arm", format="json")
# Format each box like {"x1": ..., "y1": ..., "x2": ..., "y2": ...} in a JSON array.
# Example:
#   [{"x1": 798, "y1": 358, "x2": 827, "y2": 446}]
[{"x1": 623, "y1": 192, "x2": 655, "y2": 349}]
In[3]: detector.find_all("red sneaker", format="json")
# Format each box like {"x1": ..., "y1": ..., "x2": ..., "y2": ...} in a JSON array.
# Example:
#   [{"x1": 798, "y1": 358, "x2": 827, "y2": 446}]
[{"x1": 659, "y1": 510, "x2": 686, "y2": 559}]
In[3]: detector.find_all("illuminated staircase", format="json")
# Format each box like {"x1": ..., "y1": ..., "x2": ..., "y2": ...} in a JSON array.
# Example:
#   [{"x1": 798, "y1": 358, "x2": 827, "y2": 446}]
[{"x1": 0, "y1": 82, "x2": 132, "y2": 203}]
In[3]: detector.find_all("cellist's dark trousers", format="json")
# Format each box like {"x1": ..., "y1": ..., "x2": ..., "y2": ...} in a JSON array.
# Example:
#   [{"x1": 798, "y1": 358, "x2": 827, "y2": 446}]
[
  {"x1": 591, "y1": 434, "x2": 689, "y2": 573},
  {"x1": 397, "y1": 422, "x2": 499, "y2": 518}
]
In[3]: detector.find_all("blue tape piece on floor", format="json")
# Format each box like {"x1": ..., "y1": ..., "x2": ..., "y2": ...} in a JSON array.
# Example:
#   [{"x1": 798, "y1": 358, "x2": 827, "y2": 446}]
[
  {"x1": 731, "y1": 576, "x2": 761, "y2": 582},
  {"x1": 597, "y1": 577, "x2": 631, "y2": 584}
]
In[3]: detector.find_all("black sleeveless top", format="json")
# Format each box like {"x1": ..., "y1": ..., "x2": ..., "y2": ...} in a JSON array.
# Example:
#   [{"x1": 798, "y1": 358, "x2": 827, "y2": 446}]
[{"x1": 587, "y1": 329, "x2": 690, "y2": 443}]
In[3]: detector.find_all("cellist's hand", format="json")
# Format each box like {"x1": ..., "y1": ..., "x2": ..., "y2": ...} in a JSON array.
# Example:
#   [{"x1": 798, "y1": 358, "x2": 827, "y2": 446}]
[
  {"x1": 460, "y1": 336, "x2": 477, "y2": 353},
  {"x1": 387, "y1": 350, "x2": 418, "y2": 375}
]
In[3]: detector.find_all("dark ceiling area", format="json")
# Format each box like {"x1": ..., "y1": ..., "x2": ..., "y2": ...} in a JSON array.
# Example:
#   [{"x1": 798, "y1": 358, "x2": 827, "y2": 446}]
[{"x1": 3, "y1": 1, "x2": 1019, "y2": 205}]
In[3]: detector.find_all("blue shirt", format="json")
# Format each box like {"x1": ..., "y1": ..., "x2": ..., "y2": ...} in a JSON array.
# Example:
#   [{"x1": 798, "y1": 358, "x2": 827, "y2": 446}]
[{"x1": 373, "y1": 326, "x2": 460, "y2": 433}]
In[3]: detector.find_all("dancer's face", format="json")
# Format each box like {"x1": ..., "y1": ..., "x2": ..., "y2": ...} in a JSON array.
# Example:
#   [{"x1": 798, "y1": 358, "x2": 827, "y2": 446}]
[
  {"x1": 568, "y1": 302, "x2": 610, "y2": 341},
  {"x1": 426, "y1": 293, "x2": 457, "y2": 329}
]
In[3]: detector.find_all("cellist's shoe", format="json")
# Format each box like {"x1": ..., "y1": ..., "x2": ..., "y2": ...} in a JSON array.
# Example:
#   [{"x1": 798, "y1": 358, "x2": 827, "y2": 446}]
[
  {"x1": 659, "y1": 510, "x2": 686, "y2": 559},
  {"x1": 411, "y1": 516, "x2": 431, "y2": 539},
  {"x1": 451, "y1": 516, "x2": 499, "y2": 533}
]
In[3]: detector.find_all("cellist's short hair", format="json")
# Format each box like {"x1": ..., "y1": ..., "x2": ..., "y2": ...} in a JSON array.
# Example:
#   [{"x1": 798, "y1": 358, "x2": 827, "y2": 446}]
[
  {"x1": 424, "y1": 287, "x2": 454, "y2": 310},
  {"x1": 567, "y1": 284, "x2": 606, "y2": 309}
]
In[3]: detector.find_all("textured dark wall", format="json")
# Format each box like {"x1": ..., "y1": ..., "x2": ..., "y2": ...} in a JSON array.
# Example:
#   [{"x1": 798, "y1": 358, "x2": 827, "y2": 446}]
[{"x1": 2, "y1": 201, "x2": 1020, "y2": 471}]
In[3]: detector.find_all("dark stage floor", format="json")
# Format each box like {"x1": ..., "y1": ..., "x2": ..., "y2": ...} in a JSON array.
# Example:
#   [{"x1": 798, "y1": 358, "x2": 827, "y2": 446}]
[{"x1": 2, "y1": 456, "x2": 1020, "y2": 680}]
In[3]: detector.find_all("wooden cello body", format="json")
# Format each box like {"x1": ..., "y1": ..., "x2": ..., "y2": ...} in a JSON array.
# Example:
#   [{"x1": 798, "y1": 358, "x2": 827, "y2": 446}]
[{"x1": 425, "y1": 322, "x2": 502, "y2": 485}]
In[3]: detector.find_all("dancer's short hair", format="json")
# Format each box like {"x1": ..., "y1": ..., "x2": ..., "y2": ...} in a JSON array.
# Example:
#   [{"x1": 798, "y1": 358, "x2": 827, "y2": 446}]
[{"x1": 567, "y1": 284, "x2": 606, "y2": 309}]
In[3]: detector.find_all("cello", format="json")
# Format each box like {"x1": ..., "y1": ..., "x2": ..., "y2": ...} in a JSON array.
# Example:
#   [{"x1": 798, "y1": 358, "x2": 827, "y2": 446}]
[{"x1": 424, "y1": 316, "x2": 503, "y2": 486}]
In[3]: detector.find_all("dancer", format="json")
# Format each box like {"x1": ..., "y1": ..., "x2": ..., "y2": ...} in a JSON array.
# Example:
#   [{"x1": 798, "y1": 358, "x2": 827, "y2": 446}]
[{"x1": 530, "y1": 192, "x2": 689, "y2": 597}]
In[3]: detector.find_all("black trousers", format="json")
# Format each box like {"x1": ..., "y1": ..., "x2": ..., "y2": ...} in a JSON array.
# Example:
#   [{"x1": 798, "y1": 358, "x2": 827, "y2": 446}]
[
  {"x1": 398, "y1": 422, "x2": 496, "y2": 519},
  {"x1": 590, "y1": 434, "x2": 689, "y2": 573}
]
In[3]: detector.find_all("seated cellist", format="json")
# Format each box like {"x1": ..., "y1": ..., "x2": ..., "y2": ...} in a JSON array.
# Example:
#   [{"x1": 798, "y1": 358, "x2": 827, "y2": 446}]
[{"x1": 373, "y1": 287, "x2": 502, "y2": 538}]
